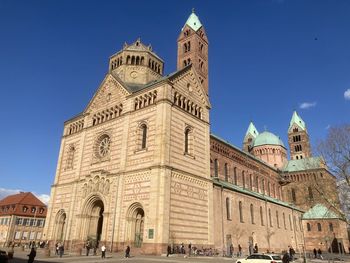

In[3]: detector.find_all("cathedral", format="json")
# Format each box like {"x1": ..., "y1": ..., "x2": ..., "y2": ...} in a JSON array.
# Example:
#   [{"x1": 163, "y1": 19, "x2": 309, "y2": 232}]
[{"x1": 43, "y1": 11, "x2": 349, "y2": 255}]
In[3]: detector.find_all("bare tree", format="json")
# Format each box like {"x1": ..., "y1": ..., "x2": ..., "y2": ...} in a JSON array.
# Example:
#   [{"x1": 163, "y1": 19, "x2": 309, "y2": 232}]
[
  {"x1": 317, "y1": 124, "x2": 350, "y2": 186},
  {"x1": 317, "y1": 124, "x2": 350, "y2": 220}
]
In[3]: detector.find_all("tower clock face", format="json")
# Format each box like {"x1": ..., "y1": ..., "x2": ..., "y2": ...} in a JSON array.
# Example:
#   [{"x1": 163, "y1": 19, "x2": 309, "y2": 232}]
[{"x1": 130, "y1": 71, "x2": 138, "y2": 79}]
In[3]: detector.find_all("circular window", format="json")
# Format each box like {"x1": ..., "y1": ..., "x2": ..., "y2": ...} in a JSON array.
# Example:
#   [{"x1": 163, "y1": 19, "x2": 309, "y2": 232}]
[{"x1": 95, "y1": 134, "x2": 111, "y2": 158}]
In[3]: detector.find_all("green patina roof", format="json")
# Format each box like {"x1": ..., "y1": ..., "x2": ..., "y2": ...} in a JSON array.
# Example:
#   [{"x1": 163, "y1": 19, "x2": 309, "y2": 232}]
[
  {"x1": 252, "y1": 131, "x2": 285, "y2": 148},
  {"x1": 214, "y1": 178, "x2": 303, "y2": 212},
  {"x1": 245, "y1": 122, "x2": 259, "y2": 138},
  {"x1": 289, "y1": 111, "x2": 306, "y2": 132},
  {"x1": 283, "y1": 157, "x2": 323, "y2": 172},
  {"x1": 183, "y1": 10, "x2": 202, "y2": 32},
  {"x1": 302, "y1": 204, "x2": 341, "y2": 219}
]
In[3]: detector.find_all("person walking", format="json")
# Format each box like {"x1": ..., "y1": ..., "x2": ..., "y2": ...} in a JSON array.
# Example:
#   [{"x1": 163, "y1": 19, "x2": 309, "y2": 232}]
[
  {"x1": 167, "y1": 245, "x2": 171, "y2": 257},
  {"x1": 317, "y1": 248, "x2": 323, "y2": 259},
  {"x1": 55, "y1": 243, "x2": 59, "y2": 255},
  {"x1": 229, "y1": 244, "x2": 234, "y2": 257},
  {"x1": 282, "y1": 252, "x2": 290, "y2": 263},
  {"x1": 238, "y1": 244, "x2": 242, "y2": 257},
  {"x1": 101, "y1": 244, "x2": 106, "y2": 258},
  {"x1": 59, "y1": 244, "x2": 64, "y2": 258},
  {"x1": 188, "y1": 243, "x2": 192, "y2": 256},
  {"x1": 313, "y1": 248, "x2": 317, "y2": 258},
  {"x1": 86, "y1": 241, "x2": 91, "y2": 256},
  {"x1": 27, "y1": 247, "x2": 36, "y2": 263},
  {"x1": 125, "y1": 245, "x2": 130, "y2": 258},
  {"x1": 254, "y1": 243, "x2": 258, "y2": 253}
]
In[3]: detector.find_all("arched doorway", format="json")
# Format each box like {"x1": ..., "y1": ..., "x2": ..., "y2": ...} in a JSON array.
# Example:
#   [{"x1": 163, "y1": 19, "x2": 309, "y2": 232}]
[
  {"x1": 82, "y1": 196, "x2": 105, "y2": 246},
  {"x1": 126, "y1": 203, "x2": 145, "y2": 248},
  {"x1": 54, "y1": 210, "x2": 66, "y2": 242}
]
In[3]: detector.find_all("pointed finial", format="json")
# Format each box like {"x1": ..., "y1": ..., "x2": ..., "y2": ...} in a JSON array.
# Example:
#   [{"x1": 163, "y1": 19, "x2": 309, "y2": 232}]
[{"x1": 192, "y1": 8, "x2": 195, "y2": 13}]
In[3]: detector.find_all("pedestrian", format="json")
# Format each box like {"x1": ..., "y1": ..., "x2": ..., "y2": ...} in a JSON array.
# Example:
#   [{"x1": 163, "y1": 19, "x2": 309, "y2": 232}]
[
  {"x1": 238, "y1": 244, "x2": 242, "y2": 257},
  {"x1": 317, "y1": 248, "x2": 323, "y2": 259},
  {"x1": 101, "y1": 244, "x2": 106, "y2": 258},
  {"x1": 289, "y1": 247, "x2": 295, "y2": 261},
  {"x1": 167, "y1": 245, "x2": 171, "y2": 257},
  {"x1": 86, "y1": 241, "x2": 91, "y2": 256},
  {"x1": 94, "y1": 243, "x2": 98, "y2": 256},
  {"x1": 313, "y1": 248, "x2": 317, "y2": 258},
  {"x1": 55, "y1": 243, "x2": 59, "y2": 255},
  {"x1": 125, "y1": 245, "x2": 130, "y2": 258},
  {"x1": 59, "y1": 244, "x2": 64, "y2": 258},
  {"x1": 27, "y1": 247, "x2": 36, "y2": 263},
  {"x1": 282, "y1": 252, "x2": 290, "y2": 263},
  {"x1": 254, "y1": 243, "x2": 258, "y2": 253},
  {"x1": 188, "y1": 243, "x2": 192, "y2": 256},
  {"x1": 230, "y1": 244, "x2": 234, "y2": 257},
  {"x1": 249, "y1": 243, "x2": 253, "y2": 255}
]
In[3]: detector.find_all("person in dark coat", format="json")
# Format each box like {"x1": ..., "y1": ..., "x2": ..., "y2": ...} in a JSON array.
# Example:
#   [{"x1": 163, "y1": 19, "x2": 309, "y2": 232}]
[
  {"x1": 282, "y1": 252, "x2": 290, "y2": 263},
  {"x1": 125, "y1": 245, "x2": 130, "y2": 258},
  {"x1": 27, "y1": 247, "x2": 36, "y2": 263},
  {"x1": 167, "y1": 245, "x2": 171, "y2": 257},
  {"x1": 313, "y1": 248, "x2": 317, "y2": 258},
  {"x1": 59, "y1": 244, "x2": 64, "y2": 258}
]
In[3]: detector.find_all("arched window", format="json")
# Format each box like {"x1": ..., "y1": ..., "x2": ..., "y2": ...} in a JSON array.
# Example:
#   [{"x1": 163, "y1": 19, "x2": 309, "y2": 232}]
[
  {"x1": 276, "y1": 211, "x2": 280, "y2": 228},
  {"x1": 262, "y1": 179, "x2": 265, "y2": 194},
  {"x1": 317, "y1": 223, "x2": 322, "y2": 231},
  {"x1": 308, "y1": 186, "x2": 313, "y2": 200},
  {"x1": 269, "y1": 208, "x2": 272, "y2": 227},
  {"x1": 65, "y1": 145, "x2": 75, "y2": 170},
  {"x1": 239, "y1": 201, "x2": 243, "y2": 223},
  {"x1": 226, "y1": 198, "x2": 231, "y2": 220},
  {"x1": 242, "y1": 171, "x2": 245, "y2": 188},
  {"x1": 250, "y1": 204, "x2": 254, "y2": 224},
  {"x1": 283, "y1": 212, "x2": 286, "y2": 229},
  {"x1": 267, "y1": 182, "x2": 271, "y2": 196},
  {"x1": 234, "y1": 167, "x2": 237, "y2": 185},
  {"x1": 307, "y1": 223, "x2": 311, "y2": 231},
  {"x1": 141, "y1": 124, "x2": 147, "y2": 149},
  {"x1": 249, "y1": 174, "x2": 253, "y2": 190},
  {"x1": 329, "y1": 223, "x2": 333, "y2": 232},
  {"x1": 255, "y1": 176, "x2": 259, "y2": 192},
  {"x1": 291, "y1": 189, "x2": 297, "y2": 202},
  {"x1": 214, "y1": 159, "x2": 219, "y2": 177},
  {"x1": 289, "y1": 214, "x2": 293, "y2": 230},
  {"x1": 224, "y1": 163, "x2": 229, "y2": 182},
  {"x1": 260, "y1": 206, "x2": 264, "y2": 226},
  {"x1": 185, "y1": 128, "x2": 190, "y2": 154}
]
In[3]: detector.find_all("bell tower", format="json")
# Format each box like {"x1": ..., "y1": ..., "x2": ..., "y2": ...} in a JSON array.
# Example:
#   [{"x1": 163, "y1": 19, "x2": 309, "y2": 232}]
[
  {"x1": 288, "y1": 111, "x2": 312, "y2": 160},
  {"x1": 177, "y1": 9, "x2": 209, "y2": 95}
]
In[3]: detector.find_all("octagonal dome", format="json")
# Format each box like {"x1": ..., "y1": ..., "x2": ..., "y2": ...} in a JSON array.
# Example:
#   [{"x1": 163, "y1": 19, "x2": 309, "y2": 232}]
[{"x1": 252, "y1": 131, "x2": 285, "y2": 148}]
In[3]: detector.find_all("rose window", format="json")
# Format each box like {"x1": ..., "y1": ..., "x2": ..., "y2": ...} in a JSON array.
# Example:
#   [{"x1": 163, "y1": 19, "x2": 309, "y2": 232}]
[{"x1": 95, "y1": 134, "x2": 111, "y2": 158}]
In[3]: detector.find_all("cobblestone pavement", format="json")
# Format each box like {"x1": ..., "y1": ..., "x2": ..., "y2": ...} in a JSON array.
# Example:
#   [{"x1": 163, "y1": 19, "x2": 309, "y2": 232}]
[{"x1": 4, "y1": 248, "x2": 350, "y2": 263}]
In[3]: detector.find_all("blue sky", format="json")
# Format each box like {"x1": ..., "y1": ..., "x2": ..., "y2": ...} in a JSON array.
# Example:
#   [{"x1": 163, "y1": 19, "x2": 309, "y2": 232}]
[{"x1": 0, "y1": 0, "x2": 349, "y2": 199}]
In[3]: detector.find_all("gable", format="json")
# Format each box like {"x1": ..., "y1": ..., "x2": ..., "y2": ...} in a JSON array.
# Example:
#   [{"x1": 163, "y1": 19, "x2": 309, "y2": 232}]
[
  {"x1": 84, "y1": 74, "x2": 130, "y2": 114},
  {"x1": 170, "y1": 66, "x2": 210, "y2": 108}
]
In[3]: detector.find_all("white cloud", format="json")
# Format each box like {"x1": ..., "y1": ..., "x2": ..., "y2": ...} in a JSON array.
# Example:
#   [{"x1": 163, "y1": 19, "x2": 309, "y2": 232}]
[
  {"x1": 0, "y1": 188, "x2": 50, "y2": 205},
  {"x1": 0, "y1": 188, "x2": 21, "y2": 200},
  {"x1": 299, "y1": 102, "x2": 317, "y2": 109},
  {"x1": 36, "y1": 194, "x2": 50, "y2": 205},
  {"x1": 344, "y1": 89, "x2": 350, "y2": 100}
]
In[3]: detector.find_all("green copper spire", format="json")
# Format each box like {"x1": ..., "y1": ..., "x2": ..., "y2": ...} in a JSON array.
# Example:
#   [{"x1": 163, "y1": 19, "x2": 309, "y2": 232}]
[
  {"x1": 245, "y1": 122, "x2": 259, "y2": 138},
  {"x1": 289, "y1": 111, "x2": 306, "y2": 131},
  {"x1": 183, "y1": 9, "x2": 202, "y2": 32}
]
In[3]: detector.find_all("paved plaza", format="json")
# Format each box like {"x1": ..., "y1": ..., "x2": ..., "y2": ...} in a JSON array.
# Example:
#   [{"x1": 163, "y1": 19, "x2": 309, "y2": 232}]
[{"x1": 4, "y1": 248, "x2": 350, "y2": 263}]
